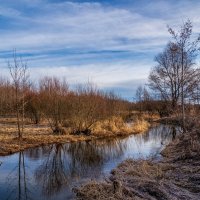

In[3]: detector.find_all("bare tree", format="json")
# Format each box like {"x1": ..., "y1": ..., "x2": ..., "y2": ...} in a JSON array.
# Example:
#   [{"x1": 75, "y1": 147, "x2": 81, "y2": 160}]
[
  {"x1": 168, "y1": 20, "x2": 200, "y2": 131},
  {"x1": 149, "y1": 20, "x2": 200, "y2": 130},
  {"x1": 0, "y1": 77, "x2": 14, "y2": 116},
  {"x1": 135, "y1": 86, "x2": 143, "y2": 113},
  {"x1": 39, "y1": 76, "x2": 70, "y2": 134},
  {"x1": 68, "y1": 83, "x2": 106, "y2": 134},
  {"x1": 149, "y1": 42, "x2": 199, "y2": 109},
  {"x1": 8, "y1": 50, "x2": 29, "y2": 139},
  {"x1": 135, "y1": 86, "x2": 151, "y2": 113}
]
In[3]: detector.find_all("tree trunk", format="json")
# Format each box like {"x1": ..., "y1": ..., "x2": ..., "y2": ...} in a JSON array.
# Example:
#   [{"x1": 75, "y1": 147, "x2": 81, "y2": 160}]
[{"x1": 181, "y1": 47, "x2": 186, "y2": 133}]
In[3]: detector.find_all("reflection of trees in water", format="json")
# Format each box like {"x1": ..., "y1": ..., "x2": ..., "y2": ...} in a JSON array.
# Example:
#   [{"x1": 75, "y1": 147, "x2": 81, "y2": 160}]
[
  {"x1": 24, "y1": 125, "x2": 179, "y2": 198},
  {"x1": 1, "y1": 125, "x2": 181, "y2": 200},
  {"x1": 129, "y1": 125, "x2": 179, "y2": 158},
  {"x1": 91, "y1": 139, "x2": 126, "y2": 162},
  {"x1": 32, "y1": 139, "x2": 126, "y2": 197},
  {"x1": 66, "y1": 142, "x2": 103, "y2": 177},
  {"x1": 35, "y1": 144, "x2": 68, "y2": 197},
  {"x1": 67, "y1": 139, "x2": 126, "y2": 176},
  {"x1": 139, "y1": 125, "x2": 178, "y2": 144},
  {"x1": 25, "y1": 145, "x2": 50, "y2": 160},
  {"x1": 5, "y1": 152, "x2": 32, "y2": 200}
]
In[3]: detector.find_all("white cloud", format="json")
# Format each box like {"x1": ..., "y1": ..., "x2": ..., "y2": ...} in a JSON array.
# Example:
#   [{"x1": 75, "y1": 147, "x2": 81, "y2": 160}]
[
  {"x1": 0, "y1": 59, "x2": 151, "y2": 94},
  {"x1": 0, "y1": 1, "x2": 169, "y2": 52},
  {"x1": 28, "y1": 61, "x2": 150, "y2": 85},
  {"x1": 1, "y1": 0, "x2": 199, "y2": 52},
  {"x1": 1, "y1": 1, "x2": 199, "y2": 56}
]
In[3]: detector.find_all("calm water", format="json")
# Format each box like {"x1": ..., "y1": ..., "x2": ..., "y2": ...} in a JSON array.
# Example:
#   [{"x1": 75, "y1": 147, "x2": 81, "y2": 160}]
[{"x1": 0, "y1": 125, "x2": 180, "y2": 200}]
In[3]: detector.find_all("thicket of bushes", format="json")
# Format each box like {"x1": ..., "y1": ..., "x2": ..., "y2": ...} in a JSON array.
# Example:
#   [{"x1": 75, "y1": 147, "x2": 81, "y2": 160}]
[{"x1": 0, "y1": 76, "x2": 132, "y2": 135}]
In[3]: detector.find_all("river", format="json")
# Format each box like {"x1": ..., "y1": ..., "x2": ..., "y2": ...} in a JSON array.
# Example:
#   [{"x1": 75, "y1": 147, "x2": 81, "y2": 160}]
[{"x1": 0, "y1": 124, "x2": 180, "y2": 200}]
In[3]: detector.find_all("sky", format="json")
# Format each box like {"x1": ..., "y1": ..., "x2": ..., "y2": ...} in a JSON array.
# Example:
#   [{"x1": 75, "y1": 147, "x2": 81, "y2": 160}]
[{"x1": 0, "y1": 0, "x2": 200, "y2": 100}]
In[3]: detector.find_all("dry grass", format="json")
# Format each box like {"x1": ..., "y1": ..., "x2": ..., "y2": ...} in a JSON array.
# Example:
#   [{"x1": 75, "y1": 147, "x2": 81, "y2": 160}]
[
  {"x1": 0, "y1": 122, "x2": 93, "y2": 156},
  {"x1": 75, "y1": 157, "x2": 200, "y2": 199},
  {"x1": 91, "y1": 116, "x2": 150, "y2": 137},
  {"x1": 0, "y1": 116, "x2": 150, "y2": 156},
  {"x1": 140, "y1": 112, "x2": 160, "y2": 121},
  {"x1": 128, "y1": 111, "x2": 160, "y2": 122},
  {"x1": 0, "y1": 135, "x2": 92, "y2": 156},
  {"x1": 131, "y1": 118, "x2": 150, "y2": 133}
]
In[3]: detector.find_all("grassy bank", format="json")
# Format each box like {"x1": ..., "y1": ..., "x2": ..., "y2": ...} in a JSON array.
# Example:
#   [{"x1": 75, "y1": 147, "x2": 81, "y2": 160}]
[
  {"x1": 74, "y1": 118, "x2": 200, "y2": 200},
  {"x1": 92, "y1": 116, "x2": 150, "y2": 137},
  {"x1": 0, "y1": 116, "x2": 150, "y2": 156}
]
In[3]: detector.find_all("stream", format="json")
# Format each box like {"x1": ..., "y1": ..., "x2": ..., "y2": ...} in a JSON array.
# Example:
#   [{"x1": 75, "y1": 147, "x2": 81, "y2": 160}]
[{"x1": 0, "y1": 124, "x2": 180, "y2": 200}]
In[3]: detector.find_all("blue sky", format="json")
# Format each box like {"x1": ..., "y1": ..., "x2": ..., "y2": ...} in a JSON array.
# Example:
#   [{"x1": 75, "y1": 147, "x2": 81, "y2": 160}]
[{"x1": 0, "y1": 0, "x2": 200, "y2": 100}]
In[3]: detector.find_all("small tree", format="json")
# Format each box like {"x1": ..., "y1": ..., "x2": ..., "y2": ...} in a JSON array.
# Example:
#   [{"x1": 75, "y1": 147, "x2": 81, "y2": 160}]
[
  {"x1": 8, "y1": 50, "x2": 29, "y2": 139},
  {"x1": 39, "y1": 77, "x2": 70, "y2": 134},
  {"x1": 68, "y1": 83, "x2": 106, "y2": 134},
  {"x1": 135, "y1": 86, "x2": 143, "y2": 113}
]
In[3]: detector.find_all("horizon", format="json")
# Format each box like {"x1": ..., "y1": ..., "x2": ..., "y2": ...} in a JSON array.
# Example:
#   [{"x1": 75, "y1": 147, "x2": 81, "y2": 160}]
[{"x1": 0, "y1": 0, "x2": 200, "y2": 100}]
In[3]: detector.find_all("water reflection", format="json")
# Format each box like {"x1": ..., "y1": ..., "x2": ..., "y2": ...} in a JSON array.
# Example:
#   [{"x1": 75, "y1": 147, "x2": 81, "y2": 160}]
[
  {"x1": 0, "y1": 125, "x2": 180, "y2": 200},
  {"x1": 128, "y1": 125, "x2": 179, "y2": 158},
  {"x1": 35, "y1": 144, "x2": 68, "y2": 197},
  {"x1": 3, "y1": 152, "x2": 32, "y2": 200},
  {"x1": 25, "y1": 145, "x2": 51, "y2": 160}
]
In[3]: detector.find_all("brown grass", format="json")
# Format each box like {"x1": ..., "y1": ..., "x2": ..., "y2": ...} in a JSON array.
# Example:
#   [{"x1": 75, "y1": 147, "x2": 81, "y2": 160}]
[
  {"x1": 128, "y1": 111, "x2": 160, "y2": 122},
  {"x1": 91, "y1": 116, "x2": 150, "y2": 137},
  {"x1": 0, "y1": 121, "x2": 93, "y2": 156},
  {"x1": 0, "y1": 116, "x2": 150, "y2": 156},
  {"x1": 0, "y1": 128, "x2": 91, "y2": 156}
]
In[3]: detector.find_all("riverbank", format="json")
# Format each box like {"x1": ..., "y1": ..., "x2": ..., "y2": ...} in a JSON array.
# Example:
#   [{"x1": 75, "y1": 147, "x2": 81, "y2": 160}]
[
  {"x1": 74, "y1": 118, "x2": 200, "y2": 200},
  {"x1": 0, "y1": 116, "x2": 150, "y2": 156}
]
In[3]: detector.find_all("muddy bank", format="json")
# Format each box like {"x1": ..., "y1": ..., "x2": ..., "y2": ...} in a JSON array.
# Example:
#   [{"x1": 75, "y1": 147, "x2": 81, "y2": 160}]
[{"x1": 74, "y1": 121, "x2": 200, "y2": 200}]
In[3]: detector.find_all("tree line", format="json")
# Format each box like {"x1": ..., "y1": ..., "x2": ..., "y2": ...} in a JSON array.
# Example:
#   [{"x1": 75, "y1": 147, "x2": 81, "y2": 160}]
[{"x1": 0, "y1": 53, "x2": 131, "y2": 139}]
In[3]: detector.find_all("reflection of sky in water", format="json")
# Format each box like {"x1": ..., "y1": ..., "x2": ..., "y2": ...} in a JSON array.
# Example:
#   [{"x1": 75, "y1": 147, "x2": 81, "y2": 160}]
[
  {"x1": 102, "y1": 125, "x2": 179, "y2": 173},
  {"x1": 0, "y1": 125, "x2": 180, "y2": 200}
]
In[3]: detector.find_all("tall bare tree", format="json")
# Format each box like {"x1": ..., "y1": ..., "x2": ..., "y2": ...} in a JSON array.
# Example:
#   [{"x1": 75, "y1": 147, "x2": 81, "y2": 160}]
[
  {"x1": 149, "y1": 20, "x2": 200, "y2": 131},
  {"x1": 168, "y1": 20, "x2": 200, "y2": 131}
]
